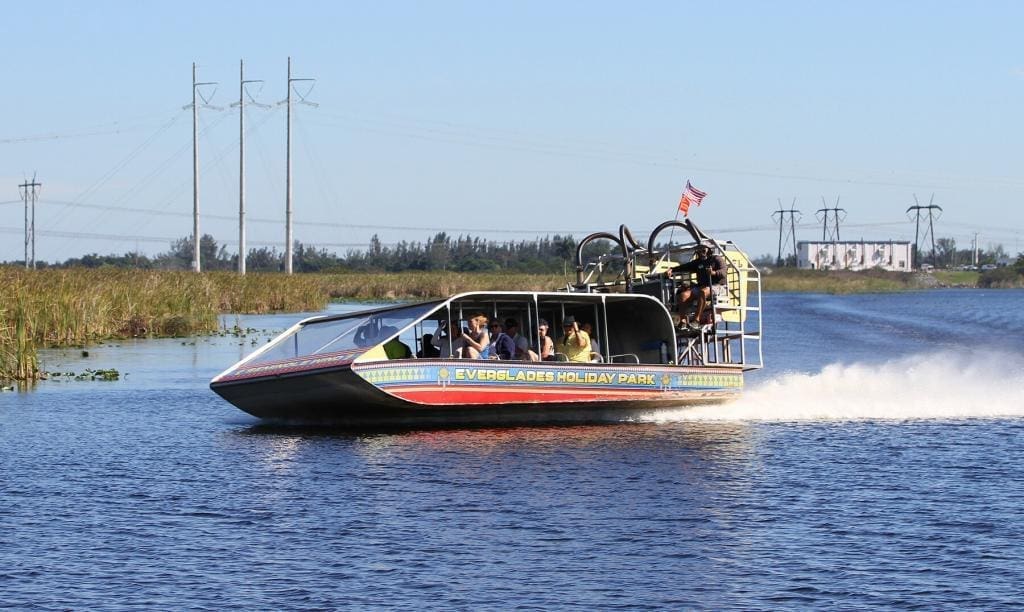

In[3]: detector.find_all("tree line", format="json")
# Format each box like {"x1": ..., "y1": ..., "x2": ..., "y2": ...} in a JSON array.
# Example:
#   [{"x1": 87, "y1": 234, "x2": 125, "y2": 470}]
[
  {"x1": 919, "y1": 237, "x2": 1012, "y2": 268},
  {"x1": 14, "y1": 232, "x2": 618, "y2": 273}
]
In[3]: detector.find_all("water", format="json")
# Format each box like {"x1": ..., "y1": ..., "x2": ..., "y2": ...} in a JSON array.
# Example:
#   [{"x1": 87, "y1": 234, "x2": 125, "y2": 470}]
[{"x1": 3, "y1": 290, "x2": 1023, "y2": 609}]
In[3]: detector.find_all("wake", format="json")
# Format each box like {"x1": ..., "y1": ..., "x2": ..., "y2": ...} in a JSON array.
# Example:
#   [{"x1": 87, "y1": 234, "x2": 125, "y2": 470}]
[{"x1": 643, "y1": 351, "x2": 1024, "y2": 422}]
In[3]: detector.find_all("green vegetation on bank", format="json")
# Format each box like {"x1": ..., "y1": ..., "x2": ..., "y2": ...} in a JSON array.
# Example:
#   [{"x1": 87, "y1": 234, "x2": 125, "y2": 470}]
[
  {"x1": 3, "y1": 263, "x2": 1022, "y2": 381},
  {"x1": 763, "y1": 268, "x2": 922, "y2": 293},
  {"x1": 0, "y1": 267, "x2": 563, "y2": 381},
  {"x1": 761, "y1": 268, "x2": 987, "y2": 293}
]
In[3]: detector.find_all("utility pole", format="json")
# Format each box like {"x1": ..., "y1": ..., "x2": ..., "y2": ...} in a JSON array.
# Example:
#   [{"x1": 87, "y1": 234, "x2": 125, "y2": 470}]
[
  {"x1": 906, "y1": 193, "x2": 942, "y2": 269},
  {"x1": 771, "y1": 197, "x2": 801, "y2": 266},
  {"x1": 19, "y1": 174, "x2": 41, "y2": 269},
  {"x1": 234, "y1": 59, "x2": 269, "y2": 275},
  {"x1": 973, "y1": 232, "x2": 979, "y2": 267},
  {"x1": 816, "y1": 196, "x2": 845, "y2": 242},
  {"x1": 190, "y1": 63, "x2": 218, "y2": 273},
  {"x1": 283, "y1": 57, "x2": 317, "y2": 274}
]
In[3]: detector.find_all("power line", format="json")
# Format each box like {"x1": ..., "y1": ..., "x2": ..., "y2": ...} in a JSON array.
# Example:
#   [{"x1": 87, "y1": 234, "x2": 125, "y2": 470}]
[
  {"x1": 35, "y1": 196, "x2": 968, "y2": 238},
  {"x1": 0, "y1": 225, "x2": 397, "y2": 250},
  {"x1": 0, "y1": 112, "x2": 180, "y2": 144},
  {"x1": 305, "y1": 110, "x2": 1024, "y2": 191},
  {"x1": 33, "y1": 198, "x2": 600, "y2": 235}
]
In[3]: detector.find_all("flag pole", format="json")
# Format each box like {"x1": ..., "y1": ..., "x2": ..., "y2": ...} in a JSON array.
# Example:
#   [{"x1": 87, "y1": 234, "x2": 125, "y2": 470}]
[
  {"x1": 671, "y1": 180, "x2": 706, "y2": 249},
  {"x1": 668, "y1": 182, "x2": 686, "y2": 246},
  {"x1": 668, "y1": 207, "x2": 680, "y2": 245}
]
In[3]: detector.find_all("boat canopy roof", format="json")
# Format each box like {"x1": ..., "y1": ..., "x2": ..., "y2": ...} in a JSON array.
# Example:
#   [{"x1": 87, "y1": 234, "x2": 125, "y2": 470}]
[{"x1": 215, "y1": 290, "x2": 677, "y2": 377}]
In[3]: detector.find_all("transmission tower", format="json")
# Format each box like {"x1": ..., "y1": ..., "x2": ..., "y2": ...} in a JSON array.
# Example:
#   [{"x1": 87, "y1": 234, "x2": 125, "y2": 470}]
[
  {"x1": 188, "y1": 63, "x2": 219, "y2": 273},
  {"x1": 816, "y1": 196, "x2": 846, "y2": 242},
  {"x1": 906, "y1": 193, "x2": 942, "y2": 269},
  {"x1": 771, "y1": 197, "x2": 801, "y2": 266},
  {"x1": 232, "y1": 59, "x2": 269, "y2": 276},
  {"x1": 282, "y1": 57, "x2": 317, "y2": 275},
  {"x1": 19, "y1": 173, "x2": 42, "y2": 269}
]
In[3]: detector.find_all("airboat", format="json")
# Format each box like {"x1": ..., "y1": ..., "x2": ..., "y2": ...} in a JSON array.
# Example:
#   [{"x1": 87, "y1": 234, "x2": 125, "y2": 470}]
[{"x1": 210, "y1": 219, "x2": 762, "y2": 424}]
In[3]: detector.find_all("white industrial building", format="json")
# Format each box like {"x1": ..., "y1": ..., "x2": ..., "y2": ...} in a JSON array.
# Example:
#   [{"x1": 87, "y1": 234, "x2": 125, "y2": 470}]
[{"x1": 797, "y1": 241, "x2": 913, "y2": 271}]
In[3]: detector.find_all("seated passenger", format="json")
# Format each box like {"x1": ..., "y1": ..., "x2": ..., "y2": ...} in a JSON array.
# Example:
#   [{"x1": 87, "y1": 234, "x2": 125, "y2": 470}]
[
  {"x1": 504, "y1": 318, "x2": 538, "y2": 361},
  {"x1": 460, "y1": 312, "x2": 491, "y2": 359},
  {"x1": 431, "y1": 319, "x2": 465, "y2": 358},
  {"x1": 486, "y1": 320, "x2": 517, "y2": 360},
  {"x1": 353, "y1": 321, "x2": 381, "y2": 347},
  {"x1": 417, "y1": 333, "x2": 441, "y2": 358},
  {"x1": 379, "y1": 326, "x2": 411, "y2": 359},
  {"x1": 383, "y1": 337, "x2": 412, "y2": 359},
  {"x1": 537, "y1": 318, "x2": 554, "y2": 361},
  {"x1": 554, "y1": 315, "x2": 591, "y2": 363},
  {"x1": 674, "y1": 243, "x2": 727, "y2": 330}
]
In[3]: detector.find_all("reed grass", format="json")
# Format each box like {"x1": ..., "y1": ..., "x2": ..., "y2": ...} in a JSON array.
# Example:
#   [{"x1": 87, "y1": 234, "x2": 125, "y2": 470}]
[
  {"x1": 761, "y1": 268, "x2": 931, "y2": 293},
  {"x1": 0, "y1": 267, "x2": 568, "y2": 380},
  {"x1": 2, "y1": 265, "x2": 971, "y2": 381}
]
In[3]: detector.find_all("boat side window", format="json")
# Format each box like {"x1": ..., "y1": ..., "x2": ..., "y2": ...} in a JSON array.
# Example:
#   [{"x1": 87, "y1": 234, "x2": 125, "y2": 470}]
[
  {"x1": 435, "y1": 299, "x2": 543, "y2": 361},
  {"x1": 604, "y1": 298, "x2": 674, "y2": 364},
  {"x1": 244, "y1": 302, "x2": 438, "y2": 365}
]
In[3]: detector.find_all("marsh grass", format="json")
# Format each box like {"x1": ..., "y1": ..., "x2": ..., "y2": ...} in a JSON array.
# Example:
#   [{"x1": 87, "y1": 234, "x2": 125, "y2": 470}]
[
  {"x1": 0, "y1": 268, "x2": 567, "y2": 380},
  {"x1": 5, "y1": 266, "x2": 967, "y2": 380},
  {"x1": 762, "y1": 268, "x2": 936, "y2": 293}
]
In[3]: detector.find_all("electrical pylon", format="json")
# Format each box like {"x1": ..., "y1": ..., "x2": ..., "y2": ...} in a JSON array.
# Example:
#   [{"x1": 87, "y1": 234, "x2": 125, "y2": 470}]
[
  {"x1": 816, "y1": 196, "x2": 846, "y2": 242},
  {"x1": 771, "y1": 197, "x2": 801, "y2": 266},
  {"x1": 906, "y1": 193, "x2": 942, "y2": 269}
]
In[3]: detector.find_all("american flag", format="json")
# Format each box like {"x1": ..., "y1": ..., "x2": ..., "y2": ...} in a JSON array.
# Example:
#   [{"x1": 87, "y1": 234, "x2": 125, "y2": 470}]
[{"x1": 678, "y1": 181, "x2": 707, "y2": 216}]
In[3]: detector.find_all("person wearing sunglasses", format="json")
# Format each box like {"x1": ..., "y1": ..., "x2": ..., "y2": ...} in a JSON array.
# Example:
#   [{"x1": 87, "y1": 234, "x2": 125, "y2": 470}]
[
  {"x1": 554, "y1": 315, "x2": 591, "y2": 363},
  {"x1": 486, "y1": 320, "x2": 517, "y2": 360}
]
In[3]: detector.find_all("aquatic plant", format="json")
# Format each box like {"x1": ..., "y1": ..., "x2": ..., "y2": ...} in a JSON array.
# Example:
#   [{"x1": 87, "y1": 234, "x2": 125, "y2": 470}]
[
  {"x1": 11, "y1": 264, "x2": 982, "y2": 381},
  {"x1": 0, "y1": 267, "x2": 565, "y2": 380}
]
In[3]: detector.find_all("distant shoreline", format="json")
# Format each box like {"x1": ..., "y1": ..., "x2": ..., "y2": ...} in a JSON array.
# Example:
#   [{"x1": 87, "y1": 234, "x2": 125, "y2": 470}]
[
  {"x1": 2, "y1": 266, "x2": 1021, "y2": 382},
  {"x1": 760, "y1": 268, "x2": 979, "y2": 293}
]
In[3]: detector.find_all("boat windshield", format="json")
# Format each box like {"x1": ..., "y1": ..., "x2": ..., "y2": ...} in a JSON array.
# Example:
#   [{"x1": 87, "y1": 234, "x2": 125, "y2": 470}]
[{"x1": 245, "y1": 302, "x2": 440, "y2": 366}]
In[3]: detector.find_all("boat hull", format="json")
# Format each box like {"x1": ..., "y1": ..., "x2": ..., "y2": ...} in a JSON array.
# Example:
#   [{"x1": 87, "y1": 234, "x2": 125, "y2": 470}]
[{"x1": 211, "y1": 358, "x2": 743, "y2": 425}]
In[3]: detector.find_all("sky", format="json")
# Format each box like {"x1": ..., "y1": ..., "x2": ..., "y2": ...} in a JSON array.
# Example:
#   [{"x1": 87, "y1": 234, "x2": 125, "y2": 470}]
[{"x1": 2, "y1": 0, "x2": 1023, "y2": 264}]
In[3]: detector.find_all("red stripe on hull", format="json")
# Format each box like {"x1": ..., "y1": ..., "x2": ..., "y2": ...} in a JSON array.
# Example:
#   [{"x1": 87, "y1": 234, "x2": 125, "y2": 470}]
[{"x1": 387, "y1": 385, "x2": 736, "y2": 406}]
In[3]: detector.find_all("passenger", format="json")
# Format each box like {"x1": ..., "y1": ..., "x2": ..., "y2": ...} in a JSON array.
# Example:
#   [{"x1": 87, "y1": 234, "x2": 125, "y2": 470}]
[
  {"x1": 460, "y1": 312, "x2": 491, "y2": 359},
  {"x1": 674, "y1": 243, "x2": 727, "y2": 330},
  {"x1": 383, "y1": 337, "x2": 412, "y2": 359},
  {"x1": 431, "y1": 319, "x2": 465, "y2": 358},
  {"x1": 486, "y1": 320, "x2": 517, "y2": 360},
  {"x1": 537, "y1": 318, "x2": 555, "y2": 361},
  {"x1": 353, "y1": 320, "x2": 380, "y2": 347},
  {"x1": 581, "y1": 321, "x2": 603, "y2": 362},
  {"x1": 554, "y1": 315, "x2": 591, "y2": 363},
  {"x1": 504, "y1": 318, "x2": 538, "y2": 361},
  {"x1": 417, "y1": 333, "x2": 440, "y2": 358}
]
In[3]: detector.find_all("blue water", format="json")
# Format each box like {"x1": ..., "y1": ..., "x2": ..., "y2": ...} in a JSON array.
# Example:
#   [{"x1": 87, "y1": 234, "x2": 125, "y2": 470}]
[{"x1": 3, "y1": 290, "x2": 1024, "y2": 609}]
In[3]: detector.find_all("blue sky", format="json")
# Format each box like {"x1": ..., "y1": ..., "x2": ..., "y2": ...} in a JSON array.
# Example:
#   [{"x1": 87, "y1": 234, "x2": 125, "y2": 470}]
[{"x1": 2, "y1": 0, "x2": 1022, "y2": 263}]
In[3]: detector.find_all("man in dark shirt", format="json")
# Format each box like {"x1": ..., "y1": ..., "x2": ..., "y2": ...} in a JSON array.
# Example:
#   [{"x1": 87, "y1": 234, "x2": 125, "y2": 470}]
[
  {"x1": 487, "y1": 321, "x2": 518, "y2": 360},
  {"x1": 674, "y1": 243, "x2": 727, "y2": 330}
]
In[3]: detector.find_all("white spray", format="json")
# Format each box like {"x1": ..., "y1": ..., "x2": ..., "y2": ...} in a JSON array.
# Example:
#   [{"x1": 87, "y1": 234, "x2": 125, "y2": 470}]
[{"x1": 641, "y1": 351, "x2": 1024, "y2": 422}]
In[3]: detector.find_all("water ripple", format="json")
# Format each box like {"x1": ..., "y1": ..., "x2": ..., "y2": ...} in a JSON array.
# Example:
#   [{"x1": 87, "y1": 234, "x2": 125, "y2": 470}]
[{"x1": 4, "y1": 292, "x2": 1024, "y2": 608}]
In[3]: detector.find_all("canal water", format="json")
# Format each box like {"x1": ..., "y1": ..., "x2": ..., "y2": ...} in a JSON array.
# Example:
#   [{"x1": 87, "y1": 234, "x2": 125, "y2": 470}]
[{"x1": 3, "y1": 290, "x2": 1023, "y2": 609}]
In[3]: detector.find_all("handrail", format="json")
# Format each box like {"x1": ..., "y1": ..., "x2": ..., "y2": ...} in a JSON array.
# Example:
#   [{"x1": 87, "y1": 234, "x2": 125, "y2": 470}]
[
  {"x1": 575, "y1": 231, "x2": 622, "y2": 285},
  {"x1": 609, "y1": 353, "x2": 640, "y2": 364},
  {"x1": 646, "y1": 219, "x2": 703, "y2": 267}
]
